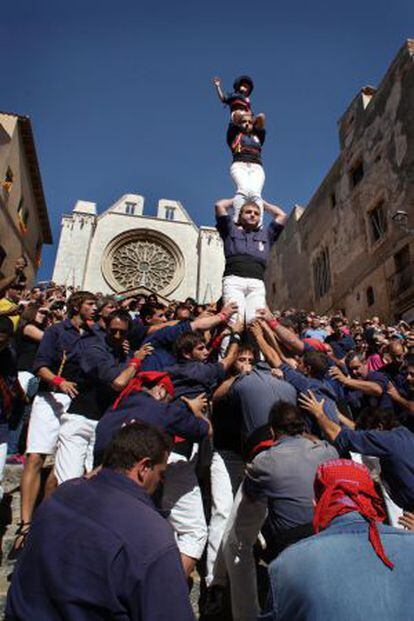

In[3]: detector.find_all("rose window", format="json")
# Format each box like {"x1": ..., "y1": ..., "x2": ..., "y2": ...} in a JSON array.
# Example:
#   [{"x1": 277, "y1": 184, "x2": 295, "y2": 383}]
[{"x1": 103, "y1": 230, "x2": 184, "y2": 295}]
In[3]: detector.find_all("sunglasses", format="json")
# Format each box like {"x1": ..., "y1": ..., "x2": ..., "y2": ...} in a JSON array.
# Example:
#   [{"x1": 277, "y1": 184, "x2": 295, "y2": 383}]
[{"x1": 108, "y1": 328, "x2": 128, "y2": 337}]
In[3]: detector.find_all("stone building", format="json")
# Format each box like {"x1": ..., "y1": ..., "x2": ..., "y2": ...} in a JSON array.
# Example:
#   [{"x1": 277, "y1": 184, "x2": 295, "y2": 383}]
[
  {"x1": 0, "y1": 111, "x2": 52, "y2": 284},
  {"x1": 266, "y1": 40, "x2": 414, "y2": 323},
  {"x1": 52, "y1": 194, "x2": 224, "y2": 302}
]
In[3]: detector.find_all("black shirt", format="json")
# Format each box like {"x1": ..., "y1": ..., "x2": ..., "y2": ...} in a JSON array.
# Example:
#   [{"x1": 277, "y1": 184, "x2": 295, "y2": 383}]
[
  {"x1": 227, "y1": 123, "x2": 266, "y2": 165},
  {"x1": 15, "y1": 326, "x2": 40, "y2": 372}
]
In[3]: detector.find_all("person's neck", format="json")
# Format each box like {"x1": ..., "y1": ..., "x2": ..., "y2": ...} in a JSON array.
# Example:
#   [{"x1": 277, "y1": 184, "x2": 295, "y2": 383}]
[{"x1": 71, "y1": 314, "x2": 88, "y2": 331}]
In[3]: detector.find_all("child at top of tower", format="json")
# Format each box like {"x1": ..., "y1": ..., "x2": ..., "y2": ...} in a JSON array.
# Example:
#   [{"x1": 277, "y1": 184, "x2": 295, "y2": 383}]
[{"x1": 213, "y1": 75, "x2": 254, "y2": 121}]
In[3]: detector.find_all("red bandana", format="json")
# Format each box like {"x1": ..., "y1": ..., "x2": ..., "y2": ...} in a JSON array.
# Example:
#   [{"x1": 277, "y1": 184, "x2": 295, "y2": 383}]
[
  {"x1": 113, "y1": 371, "x2": 174, "y2": 410},
  {"x1": 313, "y1": 459, "x2": 393, "y2": 569}
]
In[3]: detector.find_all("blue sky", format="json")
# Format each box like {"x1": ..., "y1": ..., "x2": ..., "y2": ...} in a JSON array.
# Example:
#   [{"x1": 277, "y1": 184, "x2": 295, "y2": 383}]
[{"x1": 1, "y1": 0, "x2": 413, "y2": 279}]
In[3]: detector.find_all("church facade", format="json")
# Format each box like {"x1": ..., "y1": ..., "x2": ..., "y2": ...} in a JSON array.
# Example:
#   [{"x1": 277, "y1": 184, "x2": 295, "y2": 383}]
[{"x1": 52, "y1": 194, "x2": 225, "y2": 302}]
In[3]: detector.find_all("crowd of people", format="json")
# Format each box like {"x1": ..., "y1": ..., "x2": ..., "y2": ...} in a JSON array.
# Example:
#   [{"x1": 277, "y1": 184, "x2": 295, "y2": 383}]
[{"x1": 0, "y1": 251, "x2": 414, "y2": 620}]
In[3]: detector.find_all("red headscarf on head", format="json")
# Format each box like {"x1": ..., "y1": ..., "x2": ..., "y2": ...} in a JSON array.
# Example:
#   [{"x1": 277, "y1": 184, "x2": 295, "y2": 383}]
[
  {"x1": 313, "y1": 459, "x2": 393, "y2": 569},
  {"x1": 113, "y1": 371, "x2": 174, "y2": 410}
]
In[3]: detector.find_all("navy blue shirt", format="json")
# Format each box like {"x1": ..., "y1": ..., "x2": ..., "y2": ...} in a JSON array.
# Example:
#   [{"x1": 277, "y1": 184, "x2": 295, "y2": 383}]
[
  {"x1": 33, "y1": 319, "x2": 100, "y2": 386},
  {"x1": 227, "y1": 122, "x2": 265, "y2": 165},
  {"x1": 216, "y1": 215, "x2": 284, "y2": 281},
  {"x1": 325, "y1": 333, "x2": 356, "y2": 359},
  {"x1": 94, "y1": 391, "x2": 209, "y2": 464},
  {"x1": 345, "y1": 370, "x2": 393, "y2": 414},
  {"x1": 334, "y1": 426, "x2": 414, "y2": 510},
  {"x1": 6, "y1": 469, "x2": 194, "y2": 621},
  {"x1": 69, "y1": 336, "x2": 130, "y2": 420},
  {"x1": 166, "y1": 360, "x2": 226, "y2": 400},
  {"x1": 280, "y1": 363, "x2": 340, "y2": 436},
  {"x1": 140, "y1": 321, "x2": 192, "y2": 371}
]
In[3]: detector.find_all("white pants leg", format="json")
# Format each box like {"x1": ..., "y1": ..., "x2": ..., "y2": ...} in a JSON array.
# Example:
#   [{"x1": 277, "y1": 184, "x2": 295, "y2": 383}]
[
  {"x1": 230, "y1": 162, "x2": 265, "y2": 224},
  {"x1": 0, "y1": 442, "x2": 8, "y2": 502},
  {"x1": 206, "y1": 451, "x2": 245, "y2": 587},
  {"x1": 245, "y1": 278, "x2": 267, "y2": 325},
  {"x1": 162, "y1": 451, "x2": 208, "y2": 560},
  {"x1": 222, "y1": 484, "x2": 267, "y2": 621},
  {"x1": 54, "y1": 414, "x2": 98, "y2": 484},
  {"x1": 221, "y1": 275, "x2": 248, "y2": 357},
  {"x1": 26, "y1": 392, "x2": 71, "y2": 455}
]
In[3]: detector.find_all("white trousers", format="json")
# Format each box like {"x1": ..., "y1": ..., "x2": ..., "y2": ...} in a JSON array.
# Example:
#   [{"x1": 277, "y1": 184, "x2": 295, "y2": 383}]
[
  {"x1": 206, "y1": 451, "x2": 245, "y2": 587},
  {"x1": 26, "y1": 393, "x2": 71, "y2": 455},
  {"x1": 54, "y1": 413, "x2": 97, "y2": 484},
  {"x1": 162, "y1": 450, "x2": 208, "y2": 560},
  {"x1": 222, "y1": 275, "x2": 266, "y2": 325},
  {"x1": 222, "y1": 484, "x2": 267, "y2": 621},
  {"x1": 230, "y1": 161, "x2": 265, "y2": 224}
]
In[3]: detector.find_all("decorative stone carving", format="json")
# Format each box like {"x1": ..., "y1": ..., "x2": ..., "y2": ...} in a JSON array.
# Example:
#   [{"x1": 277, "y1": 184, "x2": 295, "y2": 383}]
[{"x1": 102, "y1": 229, "x2": 184, "y2": 295}]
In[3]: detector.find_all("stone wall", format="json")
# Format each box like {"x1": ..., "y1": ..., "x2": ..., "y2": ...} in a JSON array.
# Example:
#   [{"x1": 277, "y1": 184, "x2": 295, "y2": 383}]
[{"x1": 266, "y1": 40, "x2": 414, "y2": 322}]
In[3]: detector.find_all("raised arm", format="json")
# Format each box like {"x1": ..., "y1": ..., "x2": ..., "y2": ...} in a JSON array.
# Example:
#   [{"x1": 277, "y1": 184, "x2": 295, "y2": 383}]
[
  {"x1": 212, "y1": 77, "x2": 226, "y2": 103},
  {"x1": 263, "y1": 200, "x2": 288, "y2": 226},
  {"x1": 254, "y1": 113, "x2": 266, "y2": 130},
  {"x1": 250, "y1": 321, "x2": 282, "y2": 368},
  {"x1": 190, "y1": 302, "x2": 238, "y2": 333},
  {"x1": 215, "y1": 198, "x2": 234, "y2": 218},
  {"x1": 329, "y1": 367, "x2": 383, "y2": 397},
  {"x1": 298, "y1": 390, "x2": 342, "y2": 442},
  {"x1": 255, "y1": 309, "x2": 305, "y2": 355}
]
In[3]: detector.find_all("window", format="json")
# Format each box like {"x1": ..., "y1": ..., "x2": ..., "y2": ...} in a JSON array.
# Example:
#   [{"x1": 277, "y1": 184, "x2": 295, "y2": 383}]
[
  {"x1": 394, "y1": 245, "x2": 410, "y2": 272},
  {"x1": 17, "y1": 198, "x2": 29, "y2": 234},
  {"x1": 2, "y1": 167, "x2": 13, "y2": 193},
  {"x1": 165, "y1": 207, "x2": 175, "y2": 221},
  {"x1": 125, "y1": 201, "x2": 136, "y2": 215},
  {"x1": 330, "y1": 192, "x2": 337, "y2": 208},
  {"x1": 312, "y1": 247, "x2": 331, "y2": 299},
  {"x1": 369, "y1": 202, "x2": 387, "y2": 243},
  {"x1": 366, "y1": 286, "x2": 375, "y2": 307},
  {"x1": 393, "y1": 245, "x2": 412, "y2": 295},
  {"x1": 350, "y1": 161, "x2": 364, "y2": 188}
]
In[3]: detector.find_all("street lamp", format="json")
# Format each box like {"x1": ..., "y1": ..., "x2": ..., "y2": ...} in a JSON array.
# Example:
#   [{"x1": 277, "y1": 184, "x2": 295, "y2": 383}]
[{"x1": 391, "y1": 210, "x2": 414, "y2": 234}]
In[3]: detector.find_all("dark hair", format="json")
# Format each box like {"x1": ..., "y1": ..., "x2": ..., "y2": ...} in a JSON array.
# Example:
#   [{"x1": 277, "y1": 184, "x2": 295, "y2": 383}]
[
  {"x1": 174, "y1": 331, "x2": 205, "y2": 359},
  {"x1": 67, "y1": 291, "x2": 96, "y2": 317},
  {"x1": 331, "y1": 316, "x2": 344, "y2": 330},
  {"x1": 140, "y1": 303, "x2": 165, "y2": 324},
  {"x1": 303, "y1": 351, "x2": 329, "y2": 377},
  {"x1": 406, "y1": 354, "x2": 414, "y2": 367},
  {"x1": 355, "y1": 407, "x2": 397, "y2": 431},
  {"x1": 279, "y1": 315, "x2": 299, "y2": 334},
  {"x1": 102, "y1": 422, "x2": 171, "y2": 472},
  {"x1": 0, "y1": 316, "x2": 14, "y2": 336},
  {"x1": 269, "y1": 402, "x2": 305, "y2": 436},
  {"x1": 105, "y1": 309, "x2": 132, "y2": 330},
  {"x1": 345, "y1": 350, "x2": 360, "y2": 367}
]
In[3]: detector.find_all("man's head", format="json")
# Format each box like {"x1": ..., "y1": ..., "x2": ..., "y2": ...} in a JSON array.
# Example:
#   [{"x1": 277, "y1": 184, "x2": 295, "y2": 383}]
[
  {"x1": 174, "y1": 331, "x2": 208, "y2": 363},
  {"x1": 239, "y1": 202, "x2": 261, "y2": 230},
  {"x1": 30, "y1": 287, "x2": 43, "y2": 302},
  {"x1": 299, "y1": 350, "x2": 329, "y2": 378},
  {"x1": 385, "y1": 341, "x2": 406, "y2": 365},
  {"x1": 330, "y1": 316, "x2": 344, "y2": 336},
  {"x1": 240, "y1": 113, "x2": 254, "y2": 133},
  {"x1": 313, "y1": 459, "x2": 392, "y2": 568},
  {"x1": 67, "y1": 291, "x2": 97, "y2": 320},
  {"x1": 140, "y1": 303, "x2": 167, "y2": 326},
  {"x1": 269, "y1": 402, "x2": 305, "y2": 438},
  {"x1": 102, "y1": 422, "x2": 171, "y2": 495},
  {"x1": 233, "y1": 75, "x2": 254, "y2": 95},
  {"x1": 6, "y1": 283, "x2": 23, "y2": 303},
  {"x1": 233, "y1": 346, "x2": 256, "y2": 375},
  {"x1": 355, "y1": 407, "x2": 397, "y2": 432},
  {"x1": 97, "y1": 296, "x2": 118, "y2": 320},
  {"x1": 0, "y1": 316, "x2": 14, "y2": 352},
  {"x1": 345, "y1": 351, "x2": 368, "y2": 379},
  {"x1": 174, "y1": 304, "x2": 191, "y2": 321},
  {"x1": 105, "y1": 310, "x2": 131, "y2": 348}
]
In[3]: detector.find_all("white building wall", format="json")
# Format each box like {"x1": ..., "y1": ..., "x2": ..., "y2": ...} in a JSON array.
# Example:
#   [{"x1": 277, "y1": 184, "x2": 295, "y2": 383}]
[{"x1": 197, "y1": 227, "x2": 225, "y2": 303}]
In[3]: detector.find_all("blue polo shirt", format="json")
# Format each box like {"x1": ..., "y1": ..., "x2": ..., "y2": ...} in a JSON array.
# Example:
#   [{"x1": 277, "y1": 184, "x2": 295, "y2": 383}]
[
  {"x1": 6, "y1": 469, "x2": 195, "y2": 621},
  {"x1": 94, "y1": 391, "x2": 209, "y2": 464},
  {"x1": 280, "y1": 363, "x2": 340, "y2": 435},
  {"x1": 140, "y1": 321, "x2": 192, "y2": 371},
  {"x1": 33, "y1": 319, "x2": 99, "y2": 386},
  {"x1": 345, "y1": 370, "x2": 393, "y2": 413},
  {"x1": 166, "y1": 360, "x2": 226, "y2": 400},
  {"x1": 325, "y1": 333, "x2": 356, "y2": 359},
  {"x1": 334, "y1": 426, "x2": 414, "y2": 509},
  {"x1": 68, "y1": 336, "x2": 130, "y2": 420}
]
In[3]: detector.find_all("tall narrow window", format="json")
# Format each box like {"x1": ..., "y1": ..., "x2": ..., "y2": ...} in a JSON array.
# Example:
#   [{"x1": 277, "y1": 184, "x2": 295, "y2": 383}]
[
  {"x1": 125, "y1": 201, "x2": 136, "y2": 215},
  {"x1": 369, "y1": 202, "x2": 387, "y2": 243},
  {"x1": 17, "y1": 198, "x2": 29, "y2": 234},
  {"x1": 366, "y1": 286, "x2": 375, "y2": 306},
  {"x1": 350, "y1": 160, "x2": 364, "y2": 188},
  {"x1": 2, "y1": 167, "x2": 13, "y2": 193},
  {"x1": 312, "y1": 247, "x2": 331, "y2": 299},
  {"x1": 165, "y1": 207, "x2": 175, "y2": 220}
]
